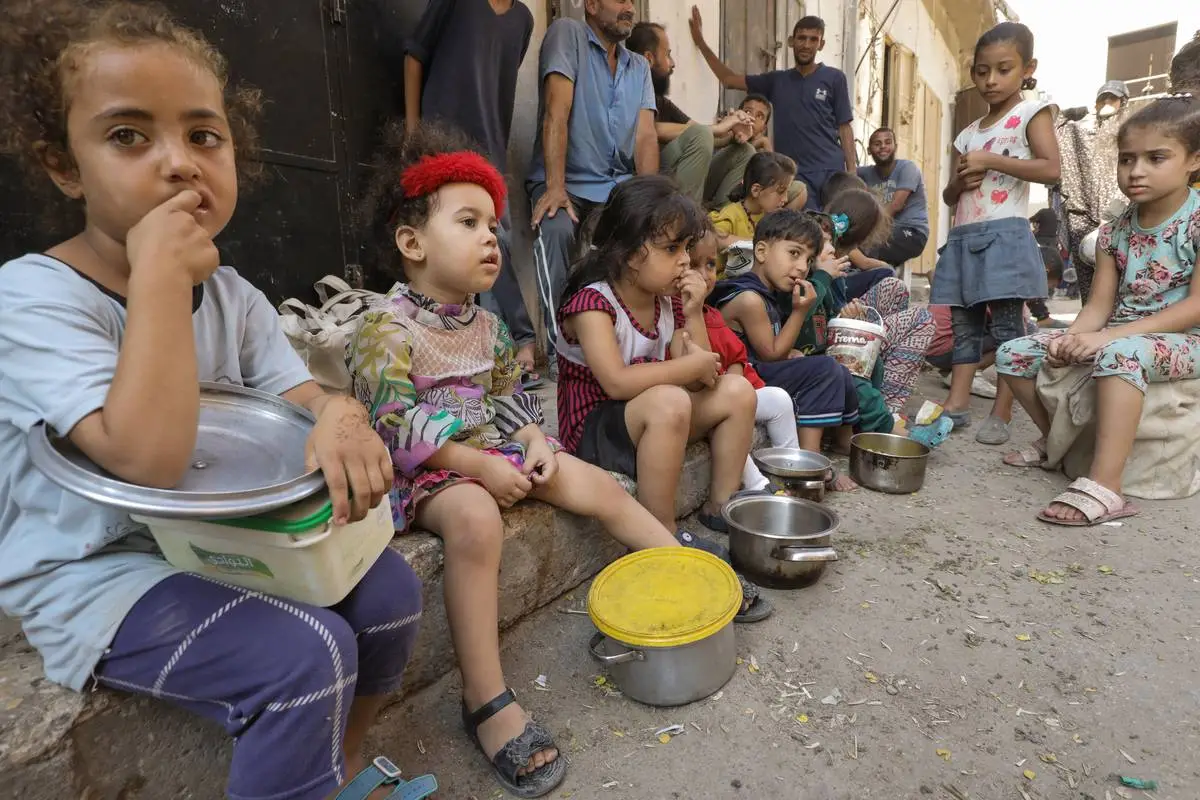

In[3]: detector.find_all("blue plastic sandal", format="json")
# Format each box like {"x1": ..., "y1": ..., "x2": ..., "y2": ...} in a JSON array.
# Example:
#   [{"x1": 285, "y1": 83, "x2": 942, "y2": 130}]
[
  {"x1": 909, "y1": 415, "x2": 953, "y2": 449},
  {"x1": 336, "y1": 757, "x2": 438, "y2": 800}
]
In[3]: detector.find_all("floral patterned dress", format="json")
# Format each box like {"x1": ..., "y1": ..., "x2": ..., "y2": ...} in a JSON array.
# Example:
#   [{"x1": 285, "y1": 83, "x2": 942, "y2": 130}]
[
  {"x1": 996, "y1": 189, "x2": 1200, "y2": 392},
  {"x1": 350, "y1": 286, "x2": 550, "y2": 530}
]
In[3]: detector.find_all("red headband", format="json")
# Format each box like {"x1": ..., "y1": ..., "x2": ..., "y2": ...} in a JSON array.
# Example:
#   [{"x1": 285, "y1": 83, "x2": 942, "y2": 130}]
[{"x1": 400, "y1": 151, "x2": 508, "y2": 217}]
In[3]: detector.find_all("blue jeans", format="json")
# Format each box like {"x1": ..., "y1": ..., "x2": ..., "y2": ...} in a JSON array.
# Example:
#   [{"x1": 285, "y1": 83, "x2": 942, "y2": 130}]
[{"x1": 950, "y1": 300, "x2": 1027, "y2": 365}]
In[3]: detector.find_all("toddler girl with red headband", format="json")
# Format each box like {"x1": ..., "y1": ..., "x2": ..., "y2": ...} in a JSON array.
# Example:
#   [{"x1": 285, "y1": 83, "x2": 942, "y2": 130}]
[{"x1": 349, "y1": 122, "x2": 686, "y2": 798}]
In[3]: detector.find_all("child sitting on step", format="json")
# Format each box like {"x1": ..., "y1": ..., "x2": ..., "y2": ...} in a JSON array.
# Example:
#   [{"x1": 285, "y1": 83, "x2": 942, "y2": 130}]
[
  {"x1": 554, "y1": 176, "x2": 772, "y2": 622},
  {"x1": 0, "y1": 3, "x2": 433, "y2": 798},
  {"x1": 996, "y1": 95, "x2": 1200, "y2": 526},
  {"x1": 707, "y1": 209, "x2": 863, "y2": 488},
  {"x1": 349, "y1": 123, "x2": 692, "y2": 797},
  {"x1": 689, "y1": 222, "x2": 801, "y2": 492},
  {"x1": 710, "y1": 151, "x2": 796, "y2": 275},
  {"x1": 800, "y1": 187, "x2": 937, "y2": 417}
]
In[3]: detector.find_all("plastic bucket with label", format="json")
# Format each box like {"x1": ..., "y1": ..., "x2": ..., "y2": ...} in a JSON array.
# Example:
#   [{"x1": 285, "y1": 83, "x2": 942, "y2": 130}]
[{"x1": 826, "y1": 307, "x2": 886, "y2": 379}]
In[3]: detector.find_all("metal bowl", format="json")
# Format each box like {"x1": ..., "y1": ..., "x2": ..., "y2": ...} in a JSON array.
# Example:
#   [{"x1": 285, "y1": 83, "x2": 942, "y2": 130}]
[
  {"x1": 751, "y1": 447, "x2": 830, "y2": 502},
  {"x1": 722, "y1": 494, "x2": 839, "y2": 589},
  {"x1": 849, "y1": 432, "x2": 931, "y2": 494}
]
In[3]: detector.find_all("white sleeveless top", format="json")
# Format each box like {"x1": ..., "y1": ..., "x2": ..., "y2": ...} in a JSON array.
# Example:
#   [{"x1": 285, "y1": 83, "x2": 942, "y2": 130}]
[{"x1": 556, "y1": 281, "x2": 676, "y2": 367}]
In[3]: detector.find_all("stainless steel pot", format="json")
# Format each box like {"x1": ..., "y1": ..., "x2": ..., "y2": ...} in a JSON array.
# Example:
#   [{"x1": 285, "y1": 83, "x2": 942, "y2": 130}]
[
  {"x1": 588, "y1": 625, "x2": 736, "y2": 707},
  {"x1": 849, "y1": 432, "x2": 931, "y2": 494},
  {"x1": 751, "y1": 447, "x2": 830, "y2": 502},
  {"x1": 722, "y1": 494, "x2": 839, "y2": 589}
]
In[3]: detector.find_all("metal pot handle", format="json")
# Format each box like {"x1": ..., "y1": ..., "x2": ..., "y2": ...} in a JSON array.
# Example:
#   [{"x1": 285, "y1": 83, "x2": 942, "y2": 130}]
[
  {"x1": 588, "y1": 631, "x2": 645, "y2": 665},
  {"x1": 770, "y1": 545, "x2": 839, "y2": 563}
]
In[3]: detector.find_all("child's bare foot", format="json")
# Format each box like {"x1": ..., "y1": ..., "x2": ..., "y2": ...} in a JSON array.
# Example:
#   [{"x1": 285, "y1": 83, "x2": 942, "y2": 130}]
[{"x1": 824, "y1": 466, "x2": 857, "y2": 491}]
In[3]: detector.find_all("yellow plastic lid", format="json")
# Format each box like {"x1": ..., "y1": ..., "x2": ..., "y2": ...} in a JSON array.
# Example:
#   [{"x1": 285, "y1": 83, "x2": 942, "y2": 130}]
[{"x1": 587, "y1": 547, "x2": 741, "y2": 648}]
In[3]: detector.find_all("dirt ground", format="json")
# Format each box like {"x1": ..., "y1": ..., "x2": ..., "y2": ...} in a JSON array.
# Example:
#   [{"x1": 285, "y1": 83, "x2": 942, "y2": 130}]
[{"x1": 370, "y1": 366, "x2": 1200, "y2": 800}]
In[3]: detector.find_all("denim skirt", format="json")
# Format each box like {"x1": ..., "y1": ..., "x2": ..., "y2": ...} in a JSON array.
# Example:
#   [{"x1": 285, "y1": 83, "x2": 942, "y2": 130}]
[{"x1": 930, "y1": 216, "x2": 1047, "y2": 307}]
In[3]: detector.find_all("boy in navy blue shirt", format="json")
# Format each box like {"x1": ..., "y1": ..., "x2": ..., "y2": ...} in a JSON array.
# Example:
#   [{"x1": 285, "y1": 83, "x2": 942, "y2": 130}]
[{"x1": 689, "y1": 7, "x2": 855, "y2": 209}]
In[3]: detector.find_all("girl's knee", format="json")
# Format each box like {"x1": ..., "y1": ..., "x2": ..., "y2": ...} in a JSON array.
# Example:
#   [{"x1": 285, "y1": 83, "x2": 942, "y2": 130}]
[
  {"x1": 880, "y1": 276, "x2": 908, "y2": 298},
  {"x1": 440, "y1": 487, "x2": 506, "y2": 556},
  {"x1": 640, "y1": 384, "x2": 692, "y2": 430},
  {"x1": 715, "y1": 373, "x2": 757, "y2": 411}
]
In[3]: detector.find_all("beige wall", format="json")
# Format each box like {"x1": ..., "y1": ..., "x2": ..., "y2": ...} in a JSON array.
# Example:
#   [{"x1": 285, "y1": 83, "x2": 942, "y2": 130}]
[{"x1": 645, "y1": 0, "x2": 724, "y2": 122}]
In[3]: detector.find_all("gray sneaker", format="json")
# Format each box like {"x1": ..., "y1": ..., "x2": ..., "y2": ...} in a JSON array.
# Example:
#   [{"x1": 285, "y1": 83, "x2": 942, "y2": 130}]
[{"x1": 974, "y1": 415, "x2": 1011, "y2": 445}]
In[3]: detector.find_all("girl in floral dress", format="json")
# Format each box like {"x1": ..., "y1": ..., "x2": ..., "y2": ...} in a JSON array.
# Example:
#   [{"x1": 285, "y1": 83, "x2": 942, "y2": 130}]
[
  {"x1": 350, "y1": 122, "x2": 683, "y2": 798},
  {"x1": 995, "y1": 95, "x2": 1200, "y2": 526}
]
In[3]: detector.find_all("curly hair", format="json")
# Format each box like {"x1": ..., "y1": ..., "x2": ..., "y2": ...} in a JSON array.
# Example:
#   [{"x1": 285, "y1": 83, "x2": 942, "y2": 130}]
[
  {"x1": 357, "y1": 119, "x2": 490, "y2": 279},
  {"x1": 0, "y1": 0, "x2": 262, "y2": 222}
]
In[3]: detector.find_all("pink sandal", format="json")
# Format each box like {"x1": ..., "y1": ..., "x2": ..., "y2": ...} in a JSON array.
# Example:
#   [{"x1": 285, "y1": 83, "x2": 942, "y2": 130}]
[{"x1": 1037, "y1": 477, "x2": 1139, "y2": 527}]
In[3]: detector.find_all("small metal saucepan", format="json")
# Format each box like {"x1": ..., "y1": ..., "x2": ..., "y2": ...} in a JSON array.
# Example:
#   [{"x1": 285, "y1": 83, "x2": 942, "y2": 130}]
[
  {"x1": 751, "y1": 447, "x2": 830, "y2": 502},
  {"x1": 721, "y1": 494, "x2": 839, "y2": 589},
  {"x1": 849, "y1": 432, "x2": 931, "y2": 494}
]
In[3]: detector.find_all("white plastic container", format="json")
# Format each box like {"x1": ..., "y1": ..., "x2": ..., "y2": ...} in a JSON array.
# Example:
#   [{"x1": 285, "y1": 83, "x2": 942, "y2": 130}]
[
  {"x1": 133, "y1": 492, "x2": 395, "y2": 607},
  {"x1": 826, "y1": 308, "x2": 887, "y2": 379}
]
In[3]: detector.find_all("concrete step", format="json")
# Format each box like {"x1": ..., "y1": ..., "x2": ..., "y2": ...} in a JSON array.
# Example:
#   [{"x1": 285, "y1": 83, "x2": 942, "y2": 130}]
[{"x1": 0, "y1": 436, "x2": 742, "y2": 799}]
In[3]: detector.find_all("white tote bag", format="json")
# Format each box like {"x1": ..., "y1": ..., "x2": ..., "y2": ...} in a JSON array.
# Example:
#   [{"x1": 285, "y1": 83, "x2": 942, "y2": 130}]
[{"x1": 278, "y1": 275, "x2": 395, "y2": 393}]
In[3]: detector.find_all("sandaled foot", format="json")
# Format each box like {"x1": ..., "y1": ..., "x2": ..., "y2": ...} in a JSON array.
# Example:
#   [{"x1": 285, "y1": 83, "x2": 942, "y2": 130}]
[
  {"x1": 335, "y1": 756, "x2": 438, "y2": 800},
  {"x1": 516, "y1": 346, "x2": 545, "y2": 389},
  {"x1": 675, "y1": 528, "x2": 731, "y2": 561},
  {"x1": 735, "y1": 574, "x2": 774, "y2": 623},
  {"x1": 943, "y1": 409, "x2": 971, "y2": 429},
  {"x1": 1003, "y1": 440, "x2": 1046, "y2": 467},
  {"x1": 697, "y1": 489, "x2": 770, "y2": 534},
  {"x1": 974, "y1": 415, "x2": 1011, "y2": 445},
  {"x1": 463, "y1": 689, "x2": 566, "y2": 798},
  {"x1": 1037, "y1": 477, "x2": 1139, "y2": 527}
]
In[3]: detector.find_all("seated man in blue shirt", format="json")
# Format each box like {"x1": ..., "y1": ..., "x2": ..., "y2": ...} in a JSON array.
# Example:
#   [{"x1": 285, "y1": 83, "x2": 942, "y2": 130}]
[
  {"x1": 527, "y1": 0, "x2": 659, "y2": 363},
  {"x1": 857, "y1": 127, "x2": 930, "y2": 271},
  {"x1": 688, "y1": 7, "x2": 855, "y2": 209}
]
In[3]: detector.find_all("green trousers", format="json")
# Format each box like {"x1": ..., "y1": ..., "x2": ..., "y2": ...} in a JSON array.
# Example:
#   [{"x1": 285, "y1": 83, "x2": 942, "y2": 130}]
[{"x1": 661, "y1": 123, "x2": 755, "y2": 207}]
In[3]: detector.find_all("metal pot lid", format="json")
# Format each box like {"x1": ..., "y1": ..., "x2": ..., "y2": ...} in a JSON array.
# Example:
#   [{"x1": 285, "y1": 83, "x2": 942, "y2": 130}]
[
  {"x1": 587, "y1": 548, "x2": 740, "y2": 648},
  {"x1": 751, "y1": 447, "x2": 831, "y2": 479},
  {"x1": 28, "y1": 382, "x2": 326, "y2": 520},
  {"x1": 721, "y1": 494, "x2": 840, "y2": 541}
]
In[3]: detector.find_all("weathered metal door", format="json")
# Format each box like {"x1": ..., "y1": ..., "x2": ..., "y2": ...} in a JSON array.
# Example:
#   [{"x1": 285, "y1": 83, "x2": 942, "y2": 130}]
[
  {"x1": 167, "y1": 1, "x2": 350, "y2": 301},
  {"x1": 719, "y1": 0, "x2": 778, "y2": 112}
]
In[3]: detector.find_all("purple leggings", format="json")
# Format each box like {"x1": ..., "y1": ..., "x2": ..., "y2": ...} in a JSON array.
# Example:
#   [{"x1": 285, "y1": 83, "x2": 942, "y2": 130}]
[{"x1": 94, "y1": 548, "x2": 422, "y2": 800}]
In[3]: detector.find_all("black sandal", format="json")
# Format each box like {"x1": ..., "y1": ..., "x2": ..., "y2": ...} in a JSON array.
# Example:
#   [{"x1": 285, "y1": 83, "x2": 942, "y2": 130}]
[
  {"x1": 735, "y1": 575, "x2": 774, "y2": 623},
  {"x1": 462, "y1": 689, "x2": 567, "y2": 798}
]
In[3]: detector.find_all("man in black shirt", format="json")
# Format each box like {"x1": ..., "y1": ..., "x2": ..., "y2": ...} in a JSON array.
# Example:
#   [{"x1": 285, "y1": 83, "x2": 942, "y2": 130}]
[
  {"x1": 628, "y1": 22, "x2": 755, "y2": 207},
  {"x1": 405, "y1": 0, "x2": 541, "y2": 383}
]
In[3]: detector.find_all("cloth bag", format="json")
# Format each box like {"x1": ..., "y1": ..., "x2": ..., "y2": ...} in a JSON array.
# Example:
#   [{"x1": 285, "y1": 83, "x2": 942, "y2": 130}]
[
  {"x1": 1036, "y1": 363, "x2": 1200, "y2": 500},
  {"x1": 278, "y1": 275, "x2": 395, "y2": 393}
]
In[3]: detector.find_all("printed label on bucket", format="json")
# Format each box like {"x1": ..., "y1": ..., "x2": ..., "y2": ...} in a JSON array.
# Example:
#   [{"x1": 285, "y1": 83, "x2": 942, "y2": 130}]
[
  {"x1": 827, "y1": 330, "x2": 884, "y2": 379},
  {"x1": 190, "y1": 543, "x2": 275, "y2": 578}
]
